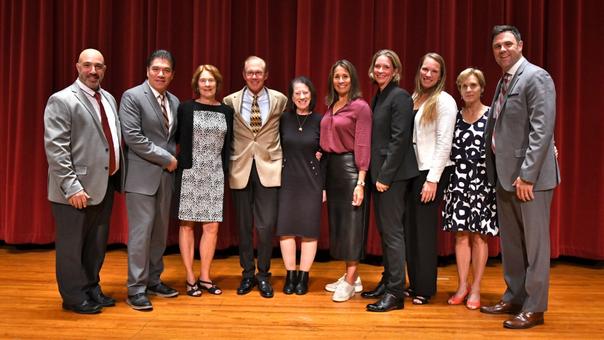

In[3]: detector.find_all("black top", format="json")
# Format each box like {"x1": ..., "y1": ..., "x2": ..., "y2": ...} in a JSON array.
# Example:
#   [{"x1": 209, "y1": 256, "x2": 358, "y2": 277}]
[
  {"x1": 175, "y1": 100, "x2": 233, "y2": 174},
  {"x1": 369, "y1": 82, "x2": 419, "y2": 184}
]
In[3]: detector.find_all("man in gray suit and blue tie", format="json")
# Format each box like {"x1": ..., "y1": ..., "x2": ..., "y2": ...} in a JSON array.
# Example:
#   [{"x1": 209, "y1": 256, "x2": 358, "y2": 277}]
[
  {"x1": 482, "y1": 25, "x2": 561, "y2": 329},
  {"x1": 44, "y1": 48, "x2": 124, "y2": 314},
  {"x1": 120, "y1": 50, "x2": 180, "y2": 310}
]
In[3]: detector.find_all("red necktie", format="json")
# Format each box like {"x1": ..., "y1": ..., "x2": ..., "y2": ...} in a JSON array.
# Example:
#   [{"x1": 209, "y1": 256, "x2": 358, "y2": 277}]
[
  {"x1": 491, "y1": 73, "x2": 511, "y2": 152},
  {"x1": 94, "y1": 92, "x2": 116, "y2": 175}
]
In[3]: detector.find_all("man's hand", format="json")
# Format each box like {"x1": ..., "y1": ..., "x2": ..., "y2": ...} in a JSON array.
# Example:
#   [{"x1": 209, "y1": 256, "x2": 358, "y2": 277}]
[
  {"x1": 68, "y1": 190, "x2": 90, "y2": 209},
  {"x1": 165, "y1": 156, "x2": 178, "y2": 172},
  {"x1": 513, "y1": 177, "x2": 535, "y2": 202}
]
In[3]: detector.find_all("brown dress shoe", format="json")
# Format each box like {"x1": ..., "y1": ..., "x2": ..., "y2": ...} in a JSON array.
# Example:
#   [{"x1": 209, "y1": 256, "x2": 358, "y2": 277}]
[
  {"x1": 480, "y1": 300, "x2": 522, "y2": 315},
  {"x1": 503, "y1": 312, "x2": 544, "y2": 329}
]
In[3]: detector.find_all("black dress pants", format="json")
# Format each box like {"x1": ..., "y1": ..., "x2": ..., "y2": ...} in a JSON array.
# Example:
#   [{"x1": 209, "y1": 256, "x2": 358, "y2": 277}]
[
  {"x1": 373, "y1": 179, "x2": 410, "y2": 298},
  {"x1": 404, "y1": 167, "x2": 452, "y2": 297},
  {"x1": 232, "y1": 161, "x2": 278, "y2": 280},
  {"x1": 52, "y1": 178, "x2": 115, "y2": 305}
]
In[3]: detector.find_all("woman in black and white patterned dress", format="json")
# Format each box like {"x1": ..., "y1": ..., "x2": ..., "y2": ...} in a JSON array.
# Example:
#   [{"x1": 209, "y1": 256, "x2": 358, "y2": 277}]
[
  {"x1": 443, "y1": 68, "x2": 497, "y2": 310},
  {"x1": 175, "y1": 65, "x2": 233, "y2": 297}
]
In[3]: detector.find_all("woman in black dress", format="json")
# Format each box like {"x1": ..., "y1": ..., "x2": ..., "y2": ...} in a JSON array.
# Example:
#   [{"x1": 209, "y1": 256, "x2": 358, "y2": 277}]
[
  {"x1": 443, "y1": 68, "x2": 497, "y2": 310},
  {"x1": 276, "y1": 76, "x2": 324, "y2": 295}
]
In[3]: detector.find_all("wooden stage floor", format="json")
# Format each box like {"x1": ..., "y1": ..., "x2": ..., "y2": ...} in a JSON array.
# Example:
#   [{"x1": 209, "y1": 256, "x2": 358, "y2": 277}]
[{"x1": 0, "y1": 246, "x2": 602, "y2": 339}]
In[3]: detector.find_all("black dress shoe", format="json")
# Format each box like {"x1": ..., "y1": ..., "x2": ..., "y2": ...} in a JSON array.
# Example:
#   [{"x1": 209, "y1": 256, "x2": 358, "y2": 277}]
[
  {"x1": 148, "y1": 282, "x2": 179, "y2": 298},
  {"x1": 480, "y1": 300, "x2": 522, "y2": 315},
  {"x1": 503, "y1": 312, "x2": 544, "y2": 329},
  {"x1": 237, "y1": 278, "x2": 255, "y2": 295},
  {"x1": 295, "y1": 271, "x2": 309, "y2": 295},
  {"x1": 283, "y1": 270, "x2": 298, "y2": 295},
  {"x1": 89, "y1": 289, "x2": 116, "y2": 307},
  {"x1": 366, "y1": 293, "x2": 404, "y2": 312},
  {"x1": 361, "y1": 282, "x2": 386, "y2": 299},
  {"x1": 62, "y1": 299, "x2": 102, "y2": 314},
  {"x1": 257, "y1": 278, "x2": 274, "y2": 298},
  {"x1": 126, "y1": 293, "x2": 153, "y2": 311}
]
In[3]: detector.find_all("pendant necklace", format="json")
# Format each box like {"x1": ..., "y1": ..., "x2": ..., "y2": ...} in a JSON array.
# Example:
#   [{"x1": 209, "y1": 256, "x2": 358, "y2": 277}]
[{"x1": 296, "y1": 112, "x2": 309, "y2": 132}]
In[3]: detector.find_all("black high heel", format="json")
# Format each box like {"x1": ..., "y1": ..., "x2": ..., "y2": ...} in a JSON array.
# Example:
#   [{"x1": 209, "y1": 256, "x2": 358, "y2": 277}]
[
  {"x1": 295, "y1": 271, "x2": 309, "y2": 295},
  {"x1": 283, "y1": 270, "x2": 298, "y2": 295}
]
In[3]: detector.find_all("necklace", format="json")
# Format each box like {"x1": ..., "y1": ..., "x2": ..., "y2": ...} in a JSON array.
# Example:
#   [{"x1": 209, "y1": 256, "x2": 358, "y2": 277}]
[{"x1": 296, "y1": 112, "x2": 310, "y2": 132}]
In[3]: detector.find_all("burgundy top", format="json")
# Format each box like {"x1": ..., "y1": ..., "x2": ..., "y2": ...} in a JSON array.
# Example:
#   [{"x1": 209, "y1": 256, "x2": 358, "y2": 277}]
[{"x1": 320, "y1": 98, "x2": 372, "y2": 171}]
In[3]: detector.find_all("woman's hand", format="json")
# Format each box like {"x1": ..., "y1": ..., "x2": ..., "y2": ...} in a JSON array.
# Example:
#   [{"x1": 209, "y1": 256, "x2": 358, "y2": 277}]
[
  {"x1": 420, "y1": 181, "x2": 437, "y2": 203},
  {"x1": 376, "y1": 181, "x2": 390, "y2": 192},
  {"x1": 352, "y1": 185, "x2": 364, "y2": 206}
]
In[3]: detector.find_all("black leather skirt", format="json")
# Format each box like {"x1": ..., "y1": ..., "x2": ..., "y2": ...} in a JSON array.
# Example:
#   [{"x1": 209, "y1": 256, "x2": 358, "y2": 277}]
[{"x1": 325, "y1": 153, "x2": 368, "y2": 261}]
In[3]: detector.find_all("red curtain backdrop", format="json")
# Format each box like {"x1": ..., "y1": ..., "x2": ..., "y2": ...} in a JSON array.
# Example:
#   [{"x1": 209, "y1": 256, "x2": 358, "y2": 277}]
[{"x1": 2, "y1": 0, "x2": 603, "y2": 259}]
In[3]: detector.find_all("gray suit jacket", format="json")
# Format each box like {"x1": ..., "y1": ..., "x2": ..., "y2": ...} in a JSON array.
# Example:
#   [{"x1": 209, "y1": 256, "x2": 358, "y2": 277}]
[
  {"x1": 485, "y1": 59, "x2": 561, "y2": 192},
  {"x1": 44, "y1": 82, "x2": 124, "y2": 205},
  {"x1": 119, "y1": 81, "x2": 179, "y2": 195}
]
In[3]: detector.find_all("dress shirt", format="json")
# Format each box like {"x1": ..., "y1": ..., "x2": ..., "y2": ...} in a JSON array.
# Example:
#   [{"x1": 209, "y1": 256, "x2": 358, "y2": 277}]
[
  {"x1": 241, "y1": 87, "x2": 270, "y2": 125},
  {"x1": 320, "y1": 98, "x2": 372, "y2": 171},
  {"x1": 76, "y1": 79, "x2": 120, "y2": 174},
  {"x1": 149, "y1": 85, "x2": 173, "y2": 133},
  {"x1": 412, "y1": 91, "x2": 456, "y2": 182}
]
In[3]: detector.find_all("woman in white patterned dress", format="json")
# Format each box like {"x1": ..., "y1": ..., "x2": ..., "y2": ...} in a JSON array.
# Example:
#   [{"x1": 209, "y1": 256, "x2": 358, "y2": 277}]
[
  {"x1": 442, "y1": 68, "x2": 498, "y2": 310},
  {"x1": 175, "y1": 65, "x2": 233, "y2": 297}
]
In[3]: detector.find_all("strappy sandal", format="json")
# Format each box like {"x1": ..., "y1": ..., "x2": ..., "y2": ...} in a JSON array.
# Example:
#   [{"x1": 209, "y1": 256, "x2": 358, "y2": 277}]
[
  {"x1": 403, "y1": 288, "x2": 415, "y2": 298},
  {"x1": 185, "y1": 281, "x2": 202, "y2": 297},
  {"x1": 412, "y1": 295, "x2": 430, "y2": 305},
  {"x1": 198, "y1": 280, "x2": 222, "y2": 295}
]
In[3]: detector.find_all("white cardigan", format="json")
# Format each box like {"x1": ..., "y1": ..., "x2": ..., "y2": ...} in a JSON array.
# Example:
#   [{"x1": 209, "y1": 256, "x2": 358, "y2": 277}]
[{"x1": 412, "y1": 91, "x2": 457, "y2": 183}]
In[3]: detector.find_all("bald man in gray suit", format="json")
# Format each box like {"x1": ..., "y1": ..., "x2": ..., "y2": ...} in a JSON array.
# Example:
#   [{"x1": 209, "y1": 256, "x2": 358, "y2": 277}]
[
  {"x1": 482, "y1": 25, "x2": 561, "y2": 329},
  {"x1": 44, "y1": 48, "x2": 124, "y2": 314}
]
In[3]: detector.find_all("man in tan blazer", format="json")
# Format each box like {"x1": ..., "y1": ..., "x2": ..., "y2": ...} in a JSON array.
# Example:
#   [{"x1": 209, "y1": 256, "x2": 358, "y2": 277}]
[{"x1": 224, "y1": 56, "x2": 287, "y2": 298}]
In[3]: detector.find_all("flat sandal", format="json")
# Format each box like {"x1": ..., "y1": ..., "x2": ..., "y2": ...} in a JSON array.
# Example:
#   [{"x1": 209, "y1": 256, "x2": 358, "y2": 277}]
[
  {"x1": 198, "y1": 279, "x2": 222, "y2": 295},
  {"x1": 185, "y1": 281, "x2": 202, "y2": 297}
]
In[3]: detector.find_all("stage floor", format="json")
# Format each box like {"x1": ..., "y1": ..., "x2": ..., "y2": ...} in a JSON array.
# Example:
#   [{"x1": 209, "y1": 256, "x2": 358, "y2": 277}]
[{"x1": 0, "y1": 246, "x2": 602, "y2": 339}]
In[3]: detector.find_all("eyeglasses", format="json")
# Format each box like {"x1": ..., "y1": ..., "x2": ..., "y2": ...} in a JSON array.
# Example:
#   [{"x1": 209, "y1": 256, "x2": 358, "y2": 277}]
[
  {"x1": 245, "y1": 71, "x2": 264, "y2": 78},
  {"x1": 80, "y1": 62, "x2": 105, "y2": 70},
  {"x1": 199, "y1": 78, "x2": 216, "y2": 84}
]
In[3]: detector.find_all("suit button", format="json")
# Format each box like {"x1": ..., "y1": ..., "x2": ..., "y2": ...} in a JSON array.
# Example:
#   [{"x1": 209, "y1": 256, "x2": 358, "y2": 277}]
[
  {"x1": 104, "y1": 166, "x2": 108, "y2": 170},
  {"x1": 105, "y1": 148, "x2": 109, "y2": 152}
]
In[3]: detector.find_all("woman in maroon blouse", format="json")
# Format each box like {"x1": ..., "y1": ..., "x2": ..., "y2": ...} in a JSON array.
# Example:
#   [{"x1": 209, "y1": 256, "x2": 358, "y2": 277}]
[{"x1": 320, "y1": 59, "x2": 372, "y2": 302}]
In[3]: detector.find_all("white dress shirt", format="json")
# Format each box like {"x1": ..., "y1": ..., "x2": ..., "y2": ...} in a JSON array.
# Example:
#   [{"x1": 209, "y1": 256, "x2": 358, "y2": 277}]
[
  {"x1": 241, "y1": 87, "x2": 270, "y2": 126},
  {"x1": 412, "y1": 91, "x2": 457, "y2": 183},
  {"x1": 149, "y1": 85, "x2": 173, "y2": 133},
  {"x1": 76, "y1": 79, "x2": 120, "y2": 174}
]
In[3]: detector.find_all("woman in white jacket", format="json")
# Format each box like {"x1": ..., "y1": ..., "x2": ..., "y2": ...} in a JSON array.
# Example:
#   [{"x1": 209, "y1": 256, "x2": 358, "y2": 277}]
[{"x1": 404, "y1": 52, "x2": 457, "y2": 305}]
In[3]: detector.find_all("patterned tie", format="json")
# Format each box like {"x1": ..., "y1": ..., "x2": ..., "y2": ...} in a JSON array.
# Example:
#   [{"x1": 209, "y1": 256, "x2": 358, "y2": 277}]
[
  {"x1": 491, "y1": 73, "x2": 511, "y2": 152},
  {"x1": 159, "y1": 94, "x2": 170, "y2": 136},
  {"x1": 250, "y1": 94, "x2": 262, "y2": 134},
  {"x1": 94, "y1": 92, "x2": 116, "y2": 175}
]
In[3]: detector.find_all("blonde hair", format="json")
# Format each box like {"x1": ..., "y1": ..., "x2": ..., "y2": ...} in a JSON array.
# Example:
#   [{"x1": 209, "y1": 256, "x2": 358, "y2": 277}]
[{"x1": 413, "y1": 53, "x2": 446, "y2": 125}]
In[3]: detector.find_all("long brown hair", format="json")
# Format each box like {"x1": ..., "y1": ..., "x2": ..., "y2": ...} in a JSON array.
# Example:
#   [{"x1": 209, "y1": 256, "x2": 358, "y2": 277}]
[
  {"x1": 325, "y1": 59, "x2": 362, "y2": 107},
  {"x1": 413, "y1": 53, "x2": 446, "y2": 125}
]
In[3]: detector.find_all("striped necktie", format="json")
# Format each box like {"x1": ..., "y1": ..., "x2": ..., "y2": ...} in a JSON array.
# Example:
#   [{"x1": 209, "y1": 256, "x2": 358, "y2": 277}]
[
  {"x1": 250, "y1": 94, "x2": 262, "y2": 134},
  {"x1": 491, "y1": 73, "x2": 511, "y2": 152},
  {"x1": 159, "y1": 94, "x2": 170, "y2": 136}
]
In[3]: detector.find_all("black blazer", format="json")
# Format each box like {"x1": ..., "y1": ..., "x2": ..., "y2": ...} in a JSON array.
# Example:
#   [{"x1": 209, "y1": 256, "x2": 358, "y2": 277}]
[
  {"x1": 175, "y1": 100, "x2": 233, "y2": 175},
  {"x1": 369, "y1": 82, "x2": 419, "y2": 185}
]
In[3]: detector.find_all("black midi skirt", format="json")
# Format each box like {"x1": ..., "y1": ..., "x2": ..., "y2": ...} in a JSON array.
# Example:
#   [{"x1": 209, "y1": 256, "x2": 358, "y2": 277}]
[{"x1": 325, "y1": 153, "x2": 368, "y2": 261}]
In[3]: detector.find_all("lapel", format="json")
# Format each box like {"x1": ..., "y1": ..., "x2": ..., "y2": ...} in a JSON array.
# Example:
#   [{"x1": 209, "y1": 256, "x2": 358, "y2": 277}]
[
  {"x1": 499, "y1": 60, "x2": 527, "y2": 118},
  {"x1": 99, "y1": 89, "x2": 121, "y2": 145},
  {"x1": 143, "y1": 81, "x2": 170, "y2": 137},
  {"x1": 232, "y1": 88, "x2": 253, "y2": 133},
  {"x1": 70, "y1": 82, "x2": 106, "y2": 143}
]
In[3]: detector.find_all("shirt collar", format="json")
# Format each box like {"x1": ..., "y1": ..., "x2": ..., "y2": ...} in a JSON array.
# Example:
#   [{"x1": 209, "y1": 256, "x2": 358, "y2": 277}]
[
  {"x1": 506, "y1": 56, "x2": 525, "y2": 78},
  {"x1": 76, "y1": 78, "x2": 100, "y2": 97}
]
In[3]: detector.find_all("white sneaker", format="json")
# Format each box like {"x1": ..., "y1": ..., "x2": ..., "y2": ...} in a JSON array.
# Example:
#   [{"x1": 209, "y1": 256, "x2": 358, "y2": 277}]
[
  {"x1": 332, "y1": 280, "x2": 355, "y2": 302},
  {"x1": 325, "y1": 274, "x2": 363, "y2": 293}
]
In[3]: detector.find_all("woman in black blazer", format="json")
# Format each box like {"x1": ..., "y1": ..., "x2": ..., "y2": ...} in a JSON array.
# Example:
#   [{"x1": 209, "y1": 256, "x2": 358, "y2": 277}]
[{"x1": 363, "y1": 50, "x2": 419, "y2": 312}]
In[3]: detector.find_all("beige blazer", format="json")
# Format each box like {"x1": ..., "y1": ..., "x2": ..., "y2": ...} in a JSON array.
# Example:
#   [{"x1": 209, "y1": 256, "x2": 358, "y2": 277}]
[{"x1": 224, "y1": 87, "x2": 287, "y2": 189}]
